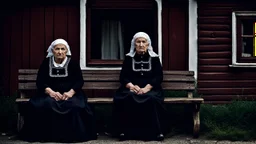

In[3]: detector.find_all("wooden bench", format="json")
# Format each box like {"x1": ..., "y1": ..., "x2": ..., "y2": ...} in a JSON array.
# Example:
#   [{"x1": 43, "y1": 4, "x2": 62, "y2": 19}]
[{"x1": 16, "y1": 69, "x2": 204, "y2": 138}]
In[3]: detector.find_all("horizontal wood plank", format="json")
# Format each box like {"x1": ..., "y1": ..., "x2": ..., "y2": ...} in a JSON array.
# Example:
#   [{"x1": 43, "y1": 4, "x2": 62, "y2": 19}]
[
  {"x1": 198, "y1": 17, "x2": 231, "y2": 24},
  {"x1": 18, "y1": 69, "x2": 194, "y2": 75},
  {"x1": 164, "y1": 98, "x2": 204, "y2": 103},
  {"x1": 16, "y1": 97, "x2": 204, "y2": 104},
  {"x1": 18, "y1": 74, "x2": 195, "y2": 82},
  {"x1": 198, "y1": 2, "x2": 239, "y2": 7},
  {"x1": 198, "y1": 80, "x2": 256, "y2": 88},
  {"x1": 199, "y1": 66, "x2": 230, "y2": 72},
  {"x1": 89, "y1": 0, "x2": 154, "y2": 9},
  {"x1": 199, "y1": 31, "x2": 231, "y2": 37},
  {"x1": 199, "y1": 51, "x2": 231, "y2": 58},
  {"x1": 198, "y1": 58, "x2": 231, "y2": 65},
  {"x1": 198, "y1": 9, "x2": 233, "y2": 16},
  {"x1": 199, "y1": 72, "x2": 256, "y2": 80},
  {"x1": 198, "y1": 38, "x2": 231, "y2": 45},
  {"x1": 202, "y1": 95, "x2": 256, "y2": 101},
  {"x1": 198, "y1": 88, "x2": 256, "y2": 95},
  {"x1": 198, "y1": 44, "x2": 231, "y2": 52},
  {"x1": 198, "y1": 24, "x2": 230, "y2": 31},
  {"x1": 19, "y1": 82, "x2": 195, "y2": 90}
]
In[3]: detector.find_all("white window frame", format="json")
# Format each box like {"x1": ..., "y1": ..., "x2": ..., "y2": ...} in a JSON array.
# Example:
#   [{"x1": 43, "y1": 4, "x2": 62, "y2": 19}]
[
  {"x1": 79, "y1": 0, "x2": 198, "y2": 80},
  {"x1": 230, "y1": 11, "x2": 256, "y2": 68},
  {"x1": 79, "y1": 0, "x2": 162, "y2": 70}
]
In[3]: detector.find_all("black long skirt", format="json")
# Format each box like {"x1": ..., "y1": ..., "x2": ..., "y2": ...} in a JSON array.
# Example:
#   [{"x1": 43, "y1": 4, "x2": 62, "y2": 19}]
[
  {"x1": 112, "y1": 89, "x2": 170, "y2": 140},
  {"x1": 19, "y1": 92, "x2": 97, "y2": 143}
]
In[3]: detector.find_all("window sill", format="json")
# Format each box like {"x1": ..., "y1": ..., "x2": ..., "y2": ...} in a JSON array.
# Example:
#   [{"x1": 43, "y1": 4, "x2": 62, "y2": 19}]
[
  {"x1": 81, "y1": 67, "x2": 121, "y2": 70},
  {"x1": 229, "y1": 64, "x2": 256, "y2": 68},
  {"x1": 87, "y1": 59, "x2": 123, "y2": 66}
]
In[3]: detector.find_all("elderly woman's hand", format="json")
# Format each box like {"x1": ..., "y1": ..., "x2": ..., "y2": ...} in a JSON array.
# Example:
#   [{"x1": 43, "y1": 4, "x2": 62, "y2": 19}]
[
  {"x1": 127, "y1": 83, "x2": 141, "y2": 93},
  {"x1": 54, "y1": 92, "x2": 63, "y2": 101},
  {"x1": 49, "y1": 91, "x2": 62, "y2": 101},
  {"x1": 132, "y1": 85, "x2": 141, "y2": 93},
  {"x1": 137, "y1": 88, "x2": 150, "y2": 95},
  {"x1": 63, "y1": 89, "x2": 76, "y2": 100},
  {"x1": 45, "y1": 87, "x2": 62, "y2": 101},
  {"x1": 137, "y1": 84, "x2": 152, "y2": 95}
]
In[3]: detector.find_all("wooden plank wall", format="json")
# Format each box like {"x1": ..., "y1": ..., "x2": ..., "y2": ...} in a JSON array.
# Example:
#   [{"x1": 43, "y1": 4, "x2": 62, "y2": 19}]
[
  {"x1": 0, "y1": 0, "x2": 189, "y2": 97},
  {"x1": 197, "y1": 0, "x2": 256, "y2": 103},
  {"x1": 1, "y1": 0, "x2": 80, "y2": 96},
  {"x1": 162, "y1": 0, "x2": 188, "y2": 70}
]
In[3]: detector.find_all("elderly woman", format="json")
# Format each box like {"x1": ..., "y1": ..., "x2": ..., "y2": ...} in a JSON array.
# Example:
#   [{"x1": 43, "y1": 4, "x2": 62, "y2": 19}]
[
  {"x1": 112, "y1": 32, "x2": 170, "y2": 141},
  {"x1": 19, "y1": 39, "x2": 97, "y2": 142}
]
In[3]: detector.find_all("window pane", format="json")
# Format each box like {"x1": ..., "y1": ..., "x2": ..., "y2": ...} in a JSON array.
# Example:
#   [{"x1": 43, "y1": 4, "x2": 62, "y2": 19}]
[
  {"x1": 91, "y1": 9, "x2": 156, "y2": 60},
  {"x1": 241, "y1": 19, "x2": 256, "y2": 57}
]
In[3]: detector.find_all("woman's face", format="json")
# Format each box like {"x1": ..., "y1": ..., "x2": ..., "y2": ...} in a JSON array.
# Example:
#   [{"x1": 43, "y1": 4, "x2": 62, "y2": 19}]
[
  {"x1": 52, "y1": 44, "x2": 68, "y2": 60},
  {"x1": 135, "y1": 37, "x2": 149, "y2": 55}
]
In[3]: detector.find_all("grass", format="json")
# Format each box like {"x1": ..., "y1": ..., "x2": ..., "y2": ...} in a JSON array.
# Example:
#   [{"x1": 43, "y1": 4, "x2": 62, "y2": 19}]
[{"x1": 200, "y1": 100, "x2": 256, "y2": 141}]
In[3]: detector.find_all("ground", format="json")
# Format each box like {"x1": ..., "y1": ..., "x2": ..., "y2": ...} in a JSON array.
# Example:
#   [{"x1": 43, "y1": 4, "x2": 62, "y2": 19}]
[{"x1": 0, "y1": 133, "x2": 256, "y2": 144}]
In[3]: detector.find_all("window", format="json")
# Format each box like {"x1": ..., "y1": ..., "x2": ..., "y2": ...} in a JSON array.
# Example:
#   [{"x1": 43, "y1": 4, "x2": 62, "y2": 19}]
[
  {"x1": 231, "y1": 11, "x2": 256, "y2": 67},
  {"x1": 85, "y1": 0, "x2": 158, "y2": 67}
]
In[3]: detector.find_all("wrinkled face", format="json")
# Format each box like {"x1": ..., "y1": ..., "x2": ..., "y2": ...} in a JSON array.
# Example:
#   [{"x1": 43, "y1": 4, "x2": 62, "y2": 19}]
[
  {"x1": 52, "y1": 44, "x2": 68, "y2": 60},
  {"x1": 135, "y1": 37, "x2": 149, "y2": 55}
]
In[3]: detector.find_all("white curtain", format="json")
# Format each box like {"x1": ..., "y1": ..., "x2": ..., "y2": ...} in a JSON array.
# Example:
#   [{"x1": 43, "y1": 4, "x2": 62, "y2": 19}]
[{"x1": 101, "y1": 20, "x2": 124, "y2": 60}]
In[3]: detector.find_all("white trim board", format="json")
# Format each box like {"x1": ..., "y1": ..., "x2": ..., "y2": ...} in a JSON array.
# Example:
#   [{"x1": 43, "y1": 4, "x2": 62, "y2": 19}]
[{"x1": 189, "y1": 0, "x2": 198, "y2": 79}]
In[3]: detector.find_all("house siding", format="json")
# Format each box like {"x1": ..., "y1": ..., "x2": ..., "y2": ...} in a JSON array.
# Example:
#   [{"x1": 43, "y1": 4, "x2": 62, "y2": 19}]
[
  {"x1": 1, "y1": 1, "x2": 80, "y2": 96},
  {"x1": 1, "y1": 0, "x2": 189, "y2": 97},
  {"x1": 197, "y1": 0, "x2": 256, "y2": 103}
]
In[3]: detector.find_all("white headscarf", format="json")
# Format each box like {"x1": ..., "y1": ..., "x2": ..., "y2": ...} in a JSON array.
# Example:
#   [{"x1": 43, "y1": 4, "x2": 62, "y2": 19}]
[
  {"x1": 46, "y1": 38, "x2": 71, "y2": 58},
  {"x1": 126, "y1": 32, "x2": 158, "y2": 57}
]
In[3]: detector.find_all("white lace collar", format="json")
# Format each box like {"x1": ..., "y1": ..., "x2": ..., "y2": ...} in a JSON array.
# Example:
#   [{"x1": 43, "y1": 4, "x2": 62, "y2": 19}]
[{"x1": 52, "y1": 57, "x2": 68, "y2": 67}]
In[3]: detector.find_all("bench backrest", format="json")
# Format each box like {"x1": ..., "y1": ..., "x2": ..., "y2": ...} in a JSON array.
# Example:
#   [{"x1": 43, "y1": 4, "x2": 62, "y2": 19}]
[{"x1": 18, "y1": 69, "x2": 195, "y2": 98}]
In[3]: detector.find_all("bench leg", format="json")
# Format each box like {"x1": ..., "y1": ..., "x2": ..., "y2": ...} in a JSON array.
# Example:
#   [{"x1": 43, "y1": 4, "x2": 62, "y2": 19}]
[
  {"x1": 17, "y1": 113, "x2": 24, "y2": 133},
  {"x1": 193, "y1": 104, "x2": 200, "y2": 138}
]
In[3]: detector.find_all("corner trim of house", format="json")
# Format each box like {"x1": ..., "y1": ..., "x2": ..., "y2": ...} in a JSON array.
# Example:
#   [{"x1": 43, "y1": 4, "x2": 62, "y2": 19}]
[
  {"x1": 189, "y1": 0, "x2": 198, "y2": 79},
  {"x1": 155, "y1": 0, "x2": 163, "y2": 63},
  {"x1": 80, "y1": 0, "x2": 86, "y2": 69}
]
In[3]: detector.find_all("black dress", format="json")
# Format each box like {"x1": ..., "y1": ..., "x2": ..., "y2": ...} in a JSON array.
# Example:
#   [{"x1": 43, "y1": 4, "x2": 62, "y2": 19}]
[
  {"x1": 19, "y1": 56, "x2": 97, "y2": 142},
  {"x1": 113, "y1": 52, "x2": 170, "y2": 140}
]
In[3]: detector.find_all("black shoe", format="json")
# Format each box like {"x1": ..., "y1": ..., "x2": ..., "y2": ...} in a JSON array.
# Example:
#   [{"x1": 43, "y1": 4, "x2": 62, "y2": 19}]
[
  {"x1": 119, "y1": 133, "x2": 126, "y2": 141},
  {"x1": 156, "y1": 134, "x2": 164, "y2": 141}
]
